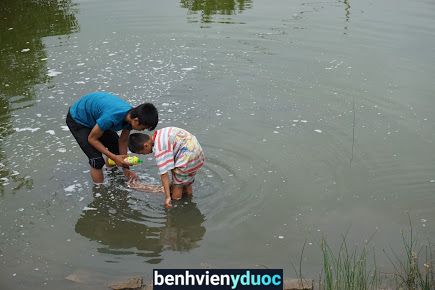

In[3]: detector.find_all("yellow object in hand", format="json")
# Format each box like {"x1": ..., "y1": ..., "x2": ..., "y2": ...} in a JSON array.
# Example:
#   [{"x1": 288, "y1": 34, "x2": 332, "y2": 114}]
[{"x1": 107, "y1": 156, "x2": 143, "y2": 166}]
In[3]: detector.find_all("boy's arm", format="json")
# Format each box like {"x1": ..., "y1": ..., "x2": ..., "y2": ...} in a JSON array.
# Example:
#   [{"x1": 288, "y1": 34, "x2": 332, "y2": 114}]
[
  {"x1": 160, "y1": 172, "x2": 172, "y2": 208},
  {"x1": 118, "y1": 129, "x2": 130, "y2": 155},
  {"x1": 88, "y1": 125, "x2": 129, "y2": 167},
  {"x1": 119, "y1": 129, "x2": 137, "y2": 181}
]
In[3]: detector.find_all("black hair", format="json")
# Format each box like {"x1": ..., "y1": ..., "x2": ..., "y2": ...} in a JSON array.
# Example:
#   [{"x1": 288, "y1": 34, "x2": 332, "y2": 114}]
[
  {"x1": 128, "y1": 133, "x2": 150, "y2": 153},
  {"x1": 129, "y1": 103, "x2": 158, "y2": 130}
]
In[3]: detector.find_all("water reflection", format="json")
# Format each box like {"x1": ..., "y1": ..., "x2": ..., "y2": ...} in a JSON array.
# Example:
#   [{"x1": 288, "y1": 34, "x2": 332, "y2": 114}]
[
  {"x1": 0, "y1": 0, "x2": 78, "y2": 193},
  {"x1": 180, "y1": 0, "x2": 252, "y2": 24},
  {"x1": 343, "y1": 0, "x2": 351, "y2": 34},
  {"x1": 0, "y1": 0, "x2": 79, "y2": 98},
  {"x1": 75, "y1": 185, "x2": 206, "y2": 264}
]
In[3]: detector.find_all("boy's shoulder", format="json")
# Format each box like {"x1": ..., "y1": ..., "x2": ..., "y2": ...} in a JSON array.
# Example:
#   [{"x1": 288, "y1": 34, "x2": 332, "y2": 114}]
[
  {"x1": 80, "y1": 92, "x2": 128, "y2": 104},
  {"x1": 160, "y1": 127, "x2": 191, "y2": 135},
  {"x1": 156, "y1": 126, "x2": 183, "y2": 133},
  {"x1": 158, "y1": 126, "x2": 178, "y2": 130}
]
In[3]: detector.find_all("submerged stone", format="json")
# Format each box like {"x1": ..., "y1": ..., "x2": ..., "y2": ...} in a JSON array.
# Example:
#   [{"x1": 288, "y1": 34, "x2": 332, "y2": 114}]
[
  {"x1": 109, "y1": 276, "x2": 143, "y2": 290},
  {"x1": 284, "y1": 278, "x2": 313, "y2": 290},
  {"x1": 65, "y1": 269, "x2": 95, "y2": 284}
]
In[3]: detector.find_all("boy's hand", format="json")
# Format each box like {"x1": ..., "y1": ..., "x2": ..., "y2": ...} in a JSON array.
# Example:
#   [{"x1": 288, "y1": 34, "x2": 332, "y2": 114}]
[
  {"x1": 113, "y1": 155, "x2": 130, "y2": 168},
  {"x1": 164, "y1": 197, "x2": 172, "y2": 208},
  {"x1": 125, "y1": 170, "x2": 138, "y2": 182}
]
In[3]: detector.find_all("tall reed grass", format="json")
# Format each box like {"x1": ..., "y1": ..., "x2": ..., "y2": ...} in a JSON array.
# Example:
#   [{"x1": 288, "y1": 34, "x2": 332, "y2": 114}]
[{"x1": 292, "y1": 218, "x2": 434, "y2": 290}]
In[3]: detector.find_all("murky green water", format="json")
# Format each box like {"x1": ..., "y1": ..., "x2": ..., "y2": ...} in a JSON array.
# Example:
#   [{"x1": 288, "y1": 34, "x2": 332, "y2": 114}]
[{"x1": 1, "y1": 0, "x2": 435, "y2": 288}]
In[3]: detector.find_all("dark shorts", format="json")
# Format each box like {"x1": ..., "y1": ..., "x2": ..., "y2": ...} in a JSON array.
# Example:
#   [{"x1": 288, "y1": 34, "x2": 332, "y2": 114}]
[{"x1": 66, "y1": 109, "x2": 119, "y2": 169}]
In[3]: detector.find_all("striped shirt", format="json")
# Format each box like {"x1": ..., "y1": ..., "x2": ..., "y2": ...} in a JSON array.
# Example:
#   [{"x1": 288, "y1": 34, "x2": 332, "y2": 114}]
[{"x1": 153, "y1": 127, "x2": 205, "y2": 175}]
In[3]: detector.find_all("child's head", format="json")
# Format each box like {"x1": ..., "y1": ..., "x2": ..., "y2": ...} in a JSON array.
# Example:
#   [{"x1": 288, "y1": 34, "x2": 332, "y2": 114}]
[
  {"x1": 128, "y1": 103, "x2": 159, "y2": 131},
  {"x1": 128, "y1": 133, "x2": 153, "y2": 154}
]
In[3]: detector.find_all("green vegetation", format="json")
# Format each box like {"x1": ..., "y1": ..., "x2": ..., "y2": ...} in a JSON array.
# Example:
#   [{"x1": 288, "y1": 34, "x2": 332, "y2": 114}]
[
  {"x1": 319, "y1": 235, "x2": 379, "y2": 290},
  {"x1": 383, "y1": 218, "x2": 434, "y2": 290},
  {"x1": 180, "y1": 0, "x2": 252, "y2": 23},
  {"x1": 293, "y1": 219, "x2": 434, "y2": 290}
]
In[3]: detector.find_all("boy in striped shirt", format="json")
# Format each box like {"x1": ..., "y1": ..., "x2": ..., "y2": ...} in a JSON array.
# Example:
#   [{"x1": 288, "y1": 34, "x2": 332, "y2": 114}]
[{"x1": 128, "y1": 127, "x2": 205, "y2": 208}]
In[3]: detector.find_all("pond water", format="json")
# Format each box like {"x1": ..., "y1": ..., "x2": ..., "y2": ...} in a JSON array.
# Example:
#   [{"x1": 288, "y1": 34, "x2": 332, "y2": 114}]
[{"x1": 1, "y1": 0, "x2": 435, "y2": 288}]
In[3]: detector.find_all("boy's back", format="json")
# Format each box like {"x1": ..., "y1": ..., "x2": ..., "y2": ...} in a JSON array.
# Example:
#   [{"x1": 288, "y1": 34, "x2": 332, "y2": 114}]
[
  {"x1": 69, "y1": 92, "x2": 132, "y2": 131},
  {"x1": 127, "y1": 127, "x2": 205, "y2": 207},
  {"x1": 153, "y1": 127, "x2": 204, "y2": 175}
]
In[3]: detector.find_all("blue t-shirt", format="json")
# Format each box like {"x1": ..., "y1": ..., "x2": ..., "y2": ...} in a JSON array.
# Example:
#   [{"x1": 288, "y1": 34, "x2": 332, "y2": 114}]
[{"x1": 69, "y1": 92, "x2": 132, "y2": 131}]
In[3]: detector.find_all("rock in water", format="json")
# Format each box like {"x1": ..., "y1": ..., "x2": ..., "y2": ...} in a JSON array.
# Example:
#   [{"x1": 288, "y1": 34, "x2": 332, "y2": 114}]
[
  {"x1": 284, "y1": 278, "x2": 313, "y2": 290},
  {"x1": 109, "y1": 276, "x2": 143, "y2": 290}
]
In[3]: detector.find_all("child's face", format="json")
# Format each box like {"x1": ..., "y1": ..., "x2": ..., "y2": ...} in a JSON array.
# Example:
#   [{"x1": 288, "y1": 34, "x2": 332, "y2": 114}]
[
  {"x1": 139, "y1": 139, "x2": 153, "y2": 155},
  {"x1": 130, "y1": 118, "x2": 148, "y2": 131}
]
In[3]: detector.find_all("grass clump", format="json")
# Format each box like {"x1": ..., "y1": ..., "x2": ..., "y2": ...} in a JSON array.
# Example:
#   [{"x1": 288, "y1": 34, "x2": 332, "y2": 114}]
[
  {"x1": 292, "y1": 218, "x2": 434, "y2": 290},
  {"x1": 319, "y1": 234, "x2": 379, "y2": 290},
  {"x1": 384, "y1": 217, "x2": 434, "y2": 290}
]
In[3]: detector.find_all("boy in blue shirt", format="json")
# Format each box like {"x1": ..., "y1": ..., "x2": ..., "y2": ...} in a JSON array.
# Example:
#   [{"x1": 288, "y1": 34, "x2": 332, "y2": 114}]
[{"x1": 66, "y1": 92, "x2": 158, "y2": 183}]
